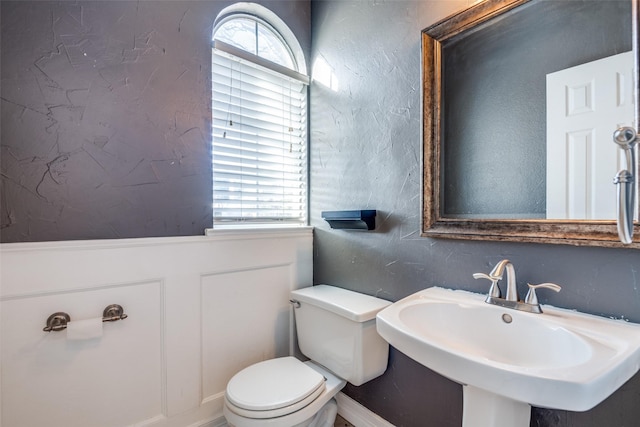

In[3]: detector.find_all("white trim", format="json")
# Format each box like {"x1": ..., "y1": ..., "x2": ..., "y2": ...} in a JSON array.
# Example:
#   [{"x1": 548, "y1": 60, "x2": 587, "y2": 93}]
[
  {"x1": 185, "y1": 416, "x2": 228, "y2": 427},
  {"x1": 336, "y1": 392, "x2": 395, "y2": 427},
  {"x1": 0, "y1": 227, "x2": 313, "y2": 252},
  {"x1": 204, "y1": 226, "x2": 313, "y2": 240}
]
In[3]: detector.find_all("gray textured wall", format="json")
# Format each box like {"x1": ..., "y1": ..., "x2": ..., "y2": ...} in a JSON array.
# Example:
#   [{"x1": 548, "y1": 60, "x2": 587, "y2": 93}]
[
  {"x1": 310, "y1": 1, "x2": 640, "y2": 426},
  {"x1": 0, "y1": 0, "x2": 310, "y2": 242}
]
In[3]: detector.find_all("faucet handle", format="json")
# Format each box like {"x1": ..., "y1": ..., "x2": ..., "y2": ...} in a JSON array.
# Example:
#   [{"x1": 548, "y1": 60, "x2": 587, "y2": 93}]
[
  {"x1": 525, "y1": 283, "x2": 562, "y2": 306},
  {"x1": 473, "y1": 273, "x2": 501, "y2": 298}
]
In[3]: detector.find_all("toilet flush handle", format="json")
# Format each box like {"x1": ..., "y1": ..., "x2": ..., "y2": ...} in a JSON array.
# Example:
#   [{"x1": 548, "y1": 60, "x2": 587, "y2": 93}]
[{"x1": 289, "y1": 299, "x2": 301, "y2": 308}]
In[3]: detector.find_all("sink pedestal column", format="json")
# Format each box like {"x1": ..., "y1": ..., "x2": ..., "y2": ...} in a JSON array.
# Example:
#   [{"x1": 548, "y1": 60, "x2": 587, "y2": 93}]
[{"x1": 462, "y1": 386, "x2": 531, "y2": 427}]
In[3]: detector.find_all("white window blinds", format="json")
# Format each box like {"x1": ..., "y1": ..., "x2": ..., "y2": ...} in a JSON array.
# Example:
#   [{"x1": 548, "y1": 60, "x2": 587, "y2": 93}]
[{"x1": 212, "y1": 46, "x2": 308, "y2": 226}]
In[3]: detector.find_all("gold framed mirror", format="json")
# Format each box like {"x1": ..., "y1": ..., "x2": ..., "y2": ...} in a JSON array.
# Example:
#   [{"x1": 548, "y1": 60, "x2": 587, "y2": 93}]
[{"x1": 422, "y1": 0, "x2": 640, "y2": 248}]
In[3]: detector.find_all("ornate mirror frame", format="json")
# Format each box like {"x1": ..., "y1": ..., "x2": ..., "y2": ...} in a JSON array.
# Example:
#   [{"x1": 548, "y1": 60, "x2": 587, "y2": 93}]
[{"x1": 422, "y1": 0, "x2": 640, "y2": 248}]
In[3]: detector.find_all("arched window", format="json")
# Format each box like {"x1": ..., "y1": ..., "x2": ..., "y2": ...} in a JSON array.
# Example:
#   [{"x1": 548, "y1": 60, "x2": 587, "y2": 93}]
[{"x1": 212, "y1": 5, "x2": 308, "y2": 227}]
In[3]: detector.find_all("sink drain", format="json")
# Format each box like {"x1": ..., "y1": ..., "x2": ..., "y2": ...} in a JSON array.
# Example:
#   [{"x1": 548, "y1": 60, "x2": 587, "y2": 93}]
[{"x1": 501, "y1": 313, "x2": 513, "y2": 324}]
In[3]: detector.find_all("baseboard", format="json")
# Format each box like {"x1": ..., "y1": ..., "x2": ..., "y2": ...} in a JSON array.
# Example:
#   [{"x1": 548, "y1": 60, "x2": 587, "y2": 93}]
[
  {"x1": 190, "y1": 392, "x2": 394, "y2": 427},
  {"x1": 335, "y1": 392, "x2": 395, "y2": 427},
  {"x1": 186, "y1": 416, "x2": 227, "y2": 427}
]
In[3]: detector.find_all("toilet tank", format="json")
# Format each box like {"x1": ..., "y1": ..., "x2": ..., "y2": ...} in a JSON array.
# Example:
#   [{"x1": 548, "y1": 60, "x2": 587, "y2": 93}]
[{"x1": 290, "y1": 285, "x2": 391, "y2": 386}]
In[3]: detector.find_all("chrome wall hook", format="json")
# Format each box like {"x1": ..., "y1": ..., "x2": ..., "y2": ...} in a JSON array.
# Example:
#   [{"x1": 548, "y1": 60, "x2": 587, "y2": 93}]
[
  {"x1": 102, "y1": 304, "x2": 128, "y2": 322},
  {"x1": 43, "y1": 312, "x2": 71, "y2": 332}
]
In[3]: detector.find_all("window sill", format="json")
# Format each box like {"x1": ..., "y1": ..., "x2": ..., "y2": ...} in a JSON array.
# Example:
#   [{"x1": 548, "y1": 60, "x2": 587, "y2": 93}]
[{"x1": 204, "y1": 225, "x2": 313, "y2": 241}]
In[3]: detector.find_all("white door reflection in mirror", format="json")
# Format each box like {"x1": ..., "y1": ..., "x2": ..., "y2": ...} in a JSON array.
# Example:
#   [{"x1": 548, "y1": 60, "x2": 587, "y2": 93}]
[{"x1": 547, "y1": 51, "x2": 635, "y2": 219}]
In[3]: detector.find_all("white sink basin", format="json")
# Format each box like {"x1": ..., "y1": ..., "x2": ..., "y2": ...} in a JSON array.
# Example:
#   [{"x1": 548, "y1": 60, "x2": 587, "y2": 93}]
[{"x1": 376, "y1": 287, "x2": 640, "y2": 423}]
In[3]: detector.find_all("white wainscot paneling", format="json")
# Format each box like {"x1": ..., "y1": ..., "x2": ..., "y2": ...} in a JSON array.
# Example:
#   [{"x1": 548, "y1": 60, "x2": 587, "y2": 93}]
[
  {"x1": 0, "y1": 229, "x2": 313, "y2": 427},
  {"x1": 201, "y1": 264, "x2": 294, "y2": 404},
  {"x1": 2, "y1": 281, "x2": 164, "y2": 427}
]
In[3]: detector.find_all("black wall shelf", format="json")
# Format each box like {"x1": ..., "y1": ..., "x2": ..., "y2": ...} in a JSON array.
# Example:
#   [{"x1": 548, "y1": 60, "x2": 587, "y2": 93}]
[{"x1": 321, "y1": 210, "x2": 376, "y2": 230}]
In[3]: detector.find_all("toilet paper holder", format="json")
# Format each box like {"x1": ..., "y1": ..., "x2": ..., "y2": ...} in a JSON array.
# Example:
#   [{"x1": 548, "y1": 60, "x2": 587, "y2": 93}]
[{"x1": 43, "y1": 304, "x2": 128, "y2": 332}]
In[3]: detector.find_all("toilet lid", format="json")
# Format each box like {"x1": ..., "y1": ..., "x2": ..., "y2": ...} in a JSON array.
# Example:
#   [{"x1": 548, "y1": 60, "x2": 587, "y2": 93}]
[{"x1": 226, "y1": 357, "x2": 326, "y2": 412}]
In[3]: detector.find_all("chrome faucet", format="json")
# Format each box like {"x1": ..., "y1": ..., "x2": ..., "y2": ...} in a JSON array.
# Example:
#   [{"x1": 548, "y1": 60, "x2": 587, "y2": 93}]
[
  {"x1": 473, "y1": 259, "x2": 561, "y2": 314},
  {"x1": 489, "y1": 259, "x2": 518, "y2": 302}
]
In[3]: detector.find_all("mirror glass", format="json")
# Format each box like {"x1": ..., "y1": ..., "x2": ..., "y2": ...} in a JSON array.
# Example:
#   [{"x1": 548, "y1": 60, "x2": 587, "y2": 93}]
[
  {"x1": 443, "y1": 0, "x2": 633, "y2": 220},
  {"x1": 422, "y1": 0, "x2": 639, "y2": 247}
]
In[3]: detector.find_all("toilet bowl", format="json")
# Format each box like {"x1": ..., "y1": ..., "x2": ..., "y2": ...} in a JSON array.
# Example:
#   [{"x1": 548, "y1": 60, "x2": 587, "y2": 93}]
[
  {"x1": 223, "y1": 358, "x2": 345, "y2": 427},
  {"x1": 223, "y1": 285, "x2": 391, "y2": 427}
]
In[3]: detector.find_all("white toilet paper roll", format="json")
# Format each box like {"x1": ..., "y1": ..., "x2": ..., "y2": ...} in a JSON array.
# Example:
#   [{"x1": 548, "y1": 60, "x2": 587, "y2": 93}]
[{"x1": 66, "y1": 317, "x2": 104, "y2": 340}]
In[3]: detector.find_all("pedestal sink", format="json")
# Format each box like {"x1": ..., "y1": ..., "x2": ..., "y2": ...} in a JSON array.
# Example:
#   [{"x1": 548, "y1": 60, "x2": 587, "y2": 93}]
[{"x1": 376, "y1": 287, "x2": 640, "y2": 427}]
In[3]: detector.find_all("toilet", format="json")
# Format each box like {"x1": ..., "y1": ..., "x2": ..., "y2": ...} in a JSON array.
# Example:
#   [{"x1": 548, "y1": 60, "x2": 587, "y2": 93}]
[{"x1": 223, "y1": 285, "x2": 391, "y2": 427}]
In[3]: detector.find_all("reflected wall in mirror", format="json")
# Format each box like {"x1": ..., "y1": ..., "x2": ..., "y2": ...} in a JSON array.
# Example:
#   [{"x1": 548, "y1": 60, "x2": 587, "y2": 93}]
[{"x1": 422, "y1": 0, "x2": 640, "y2": 248}]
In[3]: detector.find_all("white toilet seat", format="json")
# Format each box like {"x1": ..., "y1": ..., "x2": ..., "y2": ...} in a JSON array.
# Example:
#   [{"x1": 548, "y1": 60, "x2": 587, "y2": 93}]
[
  {"x1": 225, "y1": 357, "x2": 326, "y2": 419},
  {"x1": 223, "y1": 360, "x2": 347, "y2": 427}
]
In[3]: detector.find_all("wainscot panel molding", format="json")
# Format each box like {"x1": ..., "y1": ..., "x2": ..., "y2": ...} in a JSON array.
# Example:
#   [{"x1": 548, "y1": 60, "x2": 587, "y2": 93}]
[{"x1": 0, "y1": 230, "x2": 313, "y2": 427}]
